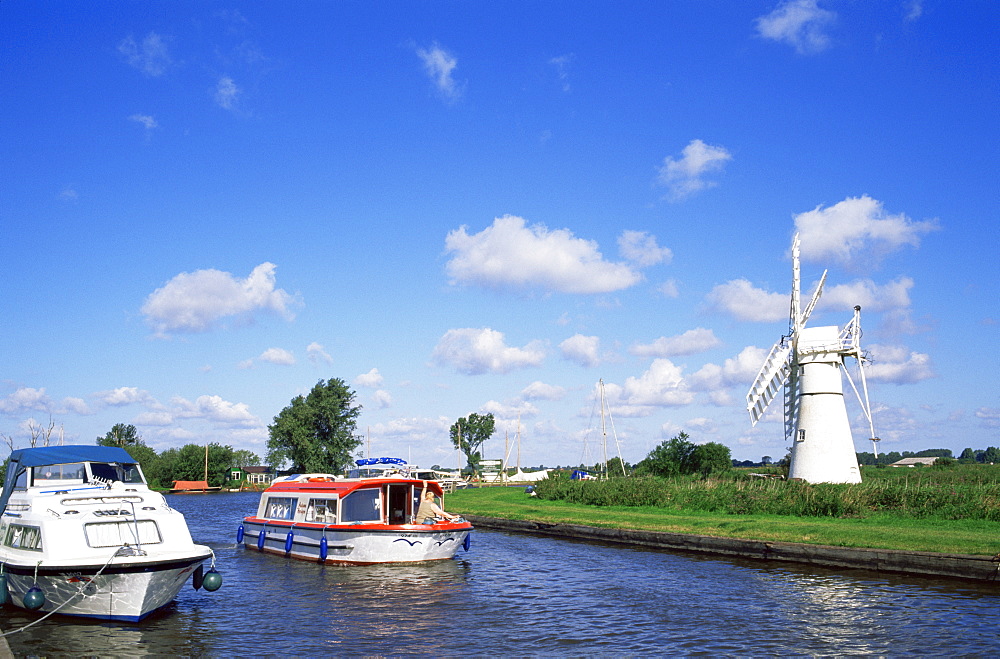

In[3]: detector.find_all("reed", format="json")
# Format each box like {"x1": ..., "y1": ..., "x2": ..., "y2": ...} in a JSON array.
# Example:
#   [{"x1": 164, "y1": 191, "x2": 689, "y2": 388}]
[{"x1": 531, "y1": 463, "x2": 1000, "y2": 521}]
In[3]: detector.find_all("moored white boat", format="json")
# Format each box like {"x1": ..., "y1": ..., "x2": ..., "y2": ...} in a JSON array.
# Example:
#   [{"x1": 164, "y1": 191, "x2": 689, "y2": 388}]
[
  {"x1": 239, "y1": 474, "x2": 473, "y2": 564},
  {"x1": 0, "y1": 445, "x2": 218, "y2": 621}
]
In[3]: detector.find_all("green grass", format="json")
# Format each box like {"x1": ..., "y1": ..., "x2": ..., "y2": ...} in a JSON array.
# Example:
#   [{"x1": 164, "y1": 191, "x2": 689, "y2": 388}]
[{"x1": 446, "y1": 481, "x2": 1000, "y2": 556}]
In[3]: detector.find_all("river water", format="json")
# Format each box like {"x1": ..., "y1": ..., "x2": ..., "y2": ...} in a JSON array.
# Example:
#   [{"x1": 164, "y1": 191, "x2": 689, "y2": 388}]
[{"x1": 3, "y1": 491, "x2": 998, "y2": 656}]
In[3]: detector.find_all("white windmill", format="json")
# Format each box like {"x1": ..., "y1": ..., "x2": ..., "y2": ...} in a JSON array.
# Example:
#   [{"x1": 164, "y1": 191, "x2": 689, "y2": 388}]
[{"x1": 746, "y1": 234, "x2": 879, "y2": 484}]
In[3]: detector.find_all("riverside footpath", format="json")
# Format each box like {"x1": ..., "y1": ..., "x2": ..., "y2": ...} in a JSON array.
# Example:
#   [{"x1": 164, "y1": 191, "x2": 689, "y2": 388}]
[{"x1": 465, "y1": 515, "x2": 1000, "y2": 583}]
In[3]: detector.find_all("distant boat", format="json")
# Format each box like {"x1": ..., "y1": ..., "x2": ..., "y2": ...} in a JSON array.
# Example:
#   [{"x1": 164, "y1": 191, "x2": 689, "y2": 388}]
[
  {"x1": 170, "y1": 480, "x2": 222, "y2": 493},
  {"x1": 170, "y1": 444, "x2": 223, "y2": 493}
]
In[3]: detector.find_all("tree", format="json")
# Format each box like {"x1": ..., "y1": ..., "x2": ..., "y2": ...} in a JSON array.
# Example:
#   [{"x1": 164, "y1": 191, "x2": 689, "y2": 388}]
[
  {"x1": 97, "y1": 423, "x2": 158, "y2": 486},
  {"x1": 449, "y1": 413, "x2": 495, "y2": 474},
  {"x1": 232, "y1": 449, "x2": 262, "y2": 470},
  {"x1": 635, "y1": 432, "x2": 695, "y2": 478},
  {"x1": 600, "y1": 456, "x2": 630, "y2": 478},
  {"x1": 267, "y1": 378, "x2": 362, "y2": 473},
  {"x1": 98, "y1": 423, "x2": 142, "y2": 446},
  {"x1": 914, "y1": 448, "x2": 953, "y2": 458},
  {"x1": 689, "y1": 443, "x2": 732, "y2": 477},
  {"x1": 982, "y1": 446, "x2": 1000, "y2": 465}
]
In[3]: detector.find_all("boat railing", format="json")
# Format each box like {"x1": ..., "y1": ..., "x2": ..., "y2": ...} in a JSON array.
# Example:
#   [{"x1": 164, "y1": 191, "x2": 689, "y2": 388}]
[{"x1": 60, "y1": 494, "x2": 145, "y2": 505}]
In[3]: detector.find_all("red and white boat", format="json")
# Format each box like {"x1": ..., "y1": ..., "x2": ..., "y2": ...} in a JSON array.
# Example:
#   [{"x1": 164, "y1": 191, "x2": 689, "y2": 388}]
[{"x1": 239, "y1": 473, "x2": 473, "y2": 564}]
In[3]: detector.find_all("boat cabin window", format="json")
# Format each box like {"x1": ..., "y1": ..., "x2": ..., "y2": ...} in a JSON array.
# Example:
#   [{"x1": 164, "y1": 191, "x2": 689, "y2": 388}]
[
  {"x1": 264, "y1": 497, "x2": 296, "y2": 520},
  {"x1": 88, "y1": 462, "x2": 145, "y2": 485},
  {"x1": 32, "y1": 463, "x2": 86, "y2": 486},
  {"x1": 4, "y1": 524, "x2": 43, "y2": 551},
  {"x1": 341, "y1": 488, "x2": 381, "y2": 523},
  {"x1": 305, "y1": 498, "x2": 338, "y2": 524},
  {"x1": 85, "y1": 520, "x2": 161, "y2": 548}
]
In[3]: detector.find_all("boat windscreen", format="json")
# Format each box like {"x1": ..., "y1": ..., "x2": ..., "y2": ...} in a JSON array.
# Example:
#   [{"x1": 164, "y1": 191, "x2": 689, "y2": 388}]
[{"x1": 89, "y1": 462, "x2": 145, "y2": 484}]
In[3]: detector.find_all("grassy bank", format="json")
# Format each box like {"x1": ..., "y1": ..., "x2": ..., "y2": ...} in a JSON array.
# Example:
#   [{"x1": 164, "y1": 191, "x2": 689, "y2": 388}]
[{"x1": 446, "y1": 475, "x2": 1000, "y2": 556}]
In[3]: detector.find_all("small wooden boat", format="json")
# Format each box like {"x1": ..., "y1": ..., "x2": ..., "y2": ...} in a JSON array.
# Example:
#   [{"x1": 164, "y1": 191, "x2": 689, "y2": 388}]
[
  {"x1": 239, "y1": 474, "x2": 473, "y2": 564},
  {"x1": 169, "y1": 480, "x2": 222, "y2": 493}
]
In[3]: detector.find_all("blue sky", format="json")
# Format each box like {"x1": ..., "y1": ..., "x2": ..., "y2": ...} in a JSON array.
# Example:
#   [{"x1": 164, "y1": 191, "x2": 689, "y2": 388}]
[{"x1": 2, "y1": 1, "x2": 997, "y2": 470}]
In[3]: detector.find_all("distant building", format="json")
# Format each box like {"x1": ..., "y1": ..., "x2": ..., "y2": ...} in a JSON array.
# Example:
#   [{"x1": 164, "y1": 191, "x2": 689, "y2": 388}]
[
  {"x1": 890, "y1": 457, "x2": 940, "y2": 467},
  {"x1": 229, "y1": 465, "x2": 276, "y2": 484}
]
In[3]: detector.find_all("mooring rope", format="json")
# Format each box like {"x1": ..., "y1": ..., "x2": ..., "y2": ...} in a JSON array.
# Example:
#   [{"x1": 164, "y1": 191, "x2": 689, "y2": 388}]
[{"x1": 1, "y1": 545, "x2": 122, "y2": 638}]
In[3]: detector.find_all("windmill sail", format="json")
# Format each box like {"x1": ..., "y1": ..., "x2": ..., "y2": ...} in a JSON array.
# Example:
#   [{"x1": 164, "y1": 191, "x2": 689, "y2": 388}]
[{"x1": 746, "y1": 340, "x2": 791, "y2": 425}]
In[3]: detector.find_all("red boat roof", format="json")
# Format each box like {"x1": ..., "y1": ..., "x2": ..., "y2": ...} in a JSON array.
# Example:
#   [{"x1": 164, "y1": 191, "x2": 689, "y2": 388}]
[{"x1": 264, "y1": 477, "x2": 444, "y2": 497}]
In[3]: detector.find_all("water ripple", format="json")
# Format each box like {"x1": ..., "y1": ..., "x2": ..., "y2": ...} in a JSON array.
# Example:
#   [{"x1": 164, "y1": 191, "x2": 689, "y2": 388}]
[{"x1": 3, "y1": 492, "x2": 998, "y2": 656}]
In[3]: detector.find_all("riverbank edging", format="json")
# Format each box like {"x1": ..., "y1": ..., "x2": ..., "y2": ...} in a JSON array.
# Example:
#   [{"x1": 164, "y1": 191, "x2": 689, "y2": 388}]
[{"x1": 465, "y1": 515, "x2": 1000, "y2": 583}]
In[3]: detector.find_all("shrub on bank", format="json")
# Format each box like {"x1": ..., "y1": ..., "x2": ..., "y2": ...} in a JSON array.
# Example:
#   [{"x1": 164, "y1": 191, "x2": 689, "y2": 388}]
[{"x1": 532, "y1": 464, "x2": 1000, "y2": 521}]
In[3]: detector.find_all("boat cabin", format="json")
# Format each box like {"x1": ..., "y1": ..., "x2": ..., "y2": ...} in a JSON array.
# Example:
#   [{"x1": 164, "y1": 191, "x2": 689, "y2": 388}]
[{"x1": 255, "y1": 476, "x2": 447, "y2": 527}]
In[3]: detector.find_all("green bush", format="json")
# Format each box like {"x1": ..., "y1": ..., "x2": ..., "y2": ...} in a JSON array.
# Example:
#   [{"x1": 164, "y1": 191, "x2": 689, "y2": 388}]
[{"x1": 533, "y1": 463, "x2": 1000, "y2": 521}]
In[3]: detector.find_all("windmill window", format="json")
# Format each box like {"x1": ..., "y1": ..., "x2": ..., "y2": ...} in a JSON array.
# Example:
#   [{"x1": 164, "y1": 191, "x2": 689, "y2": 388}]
[{"x1": 797, "y1": 429, "x2": 806, "y2": 442}]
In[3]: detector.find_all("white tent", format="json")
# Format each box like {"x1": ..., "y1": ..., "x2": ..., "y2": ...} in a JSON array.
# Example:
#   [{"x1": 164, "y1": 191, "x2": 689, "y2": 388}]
[{"x1": 506, "y1": 469, "x2": 550, "y2": 483}]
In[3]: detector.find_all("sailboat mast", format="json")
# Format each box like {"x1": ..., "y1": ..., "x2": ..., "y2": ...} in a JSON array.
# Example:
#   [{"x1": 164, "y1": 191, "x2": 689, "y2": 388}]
[
  {"x1": 600, "y1": 379, "x2": 608, "y2": 478},
  {"x1": 516, "y1": 414, "x2": 521, "y2": 472}
]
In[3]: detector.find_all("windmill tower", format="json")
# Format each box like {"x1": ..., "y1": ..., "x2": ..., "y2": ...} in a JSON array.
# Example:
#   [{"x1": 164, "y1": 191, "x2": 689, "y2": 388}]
[{"x1": 746, "y1": 234, "x2": 879, "y2": 484}]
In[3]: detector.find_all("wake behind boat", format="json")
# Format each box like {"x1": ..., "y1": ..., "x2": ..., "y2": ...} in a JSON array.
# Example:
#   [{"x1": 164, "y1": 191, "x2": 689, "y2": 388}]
[
  {"x1": 239, "y1": 472, "x2": 473, "y2": 564},
  {"x1": 0, "y1": 445, "x2": 219, "y2": 621}
]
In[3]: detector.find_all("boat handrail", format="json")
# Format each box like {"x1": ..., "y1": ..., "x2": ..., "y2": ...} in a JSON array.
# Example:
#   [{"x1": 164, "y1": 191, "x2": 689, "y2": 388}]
[{"x1": 60, "y1": 495, "x2": 144, "y2": 505}]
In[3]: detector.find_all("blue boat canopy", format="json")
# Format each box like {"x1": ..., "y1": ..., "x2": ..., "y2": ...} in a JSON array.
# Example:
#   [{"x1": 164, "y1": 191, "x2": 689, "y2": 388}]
[
  {"x1": 355, "y1": 457, "x2": 407, "y2": 466},
  {"x1": 1, "y1": 445, "x2": 138, "y2": 514}
]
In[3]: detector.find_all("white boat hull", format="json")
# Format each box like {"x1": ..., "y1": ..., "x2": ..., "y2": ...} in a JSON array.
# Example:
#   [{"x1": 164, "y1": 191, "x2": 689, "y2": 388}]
[
  {"x1": 2, "y1": 550, "x2": 210, "y2": 621},
  {"x1": 241, "y1": 519, "x2": 471, "y2": 564}
]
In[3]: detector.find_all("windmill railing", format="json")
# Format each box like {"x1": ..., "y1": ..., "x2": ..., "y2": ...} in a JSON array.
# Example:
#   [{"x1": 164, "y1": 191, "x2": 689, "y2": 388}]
[{"x1": 797, "y1": 337, "x2": 862, "y2": 357}]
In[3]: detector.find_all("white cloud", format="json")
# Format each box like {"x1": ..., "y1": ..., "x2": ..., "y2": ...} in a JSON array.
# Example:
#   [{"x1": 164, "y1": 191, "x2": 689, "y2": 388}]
[
  {"x1": 119, "y1": 32, "x2": 171, "y2": 76},
  {"x1": 657, "y1": 139, "x2": 732, "y2": 200},
  {"x1": 172, "y1": 394, "x2": 259, "y2": 427},
  {"x1": 559, "y1": 334, "x2": 601, "y2": 367},
  {"x1": 133, "y1": 411, "x2": 173, "y2": 426},
  {"x1": 61, "y1": 397, "x2": 92, "y2": 415},
  {"x1": 141, "y1": 262, "x2": 296, "y2": 337},
  {"x1": 865, "y1": 344, "x2": 935, "y2": 384},
  {"x1": 658, "y1": 279, "x2": 680, "y2": 298},
  {"x1": 549, "y1": 54, "x2": 573, "y2": 92},
  {"x1": 705, "y1": 279, "x2": 788, "y2": 322},
  {"x1": 369, "y1": 416, "x2": 452, "y2": 443},
  {"x1": 689, "y1": 346, "x2": 769, "y2": 391},
  {"x1": 755, "y1": 0, "x2": 836, "y2": 55},
  {"x1": 94, "y1": 386, "x2": 154, "y2": 407},
  {"x1": 0, "y1": 387, "x2": 52, "y2": 414},
  {"x1": 975, "y1": 407, "x2": 1000, "y2": 428},
  {"x1": 621, "y1": 359, "x2": 695, "y2": 407},
  {"x1": 129, "y1": 114, "x2": 158, "y2": 131},
  {"x1": 215, "y1": 76, "x2": 240, "y2": 110},
  {"x1": 618, "y1": 230, "x2": 672, "y2": 267},
  {"x1": 482, "y1": 399, "x2": 540, "y2": 420},
  {"x1": 630, "y1": 328, "x2": 721, "y2": 358},
  {"x1": 431, "y1": 327, "x2": 545, "y2": 375},
  {"x1": 904, "y1": 0, "x2": 923, "y2": 22},
  {"x1": 307, "y1": 342, "x2": 333, "y2": 365},
  {"x1": 794, "y1": 196, "x2": 938, "y2": 266},
  {"x1": 373, "y1": 390, "x2": 393, "y2": 409},
  {"x1": 521, "y1": 381, "x2": 566, "y2": 401},
  {"x1": 259, "y1": 347, "x2": 295, "y2": 365},
  {"x1": 356, "y1": 368, "x2": 384, "y2": 388},
  {"x1": 445, "y1": 215, "x2": 642, "y2": 294},
  {"x1": 416, "y1": 42, "x2": 461, "y2": 101},
  {"x1": 819, "y1": 277, "x2": 913, "y2": 313}
]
